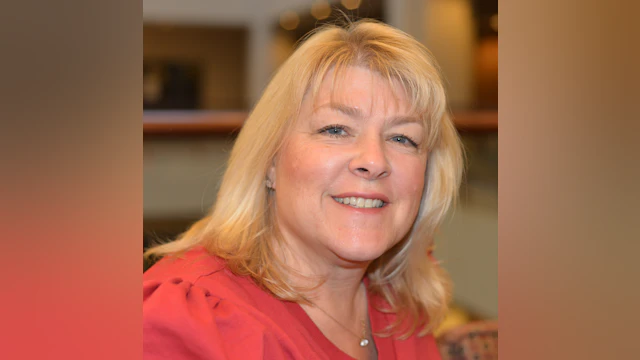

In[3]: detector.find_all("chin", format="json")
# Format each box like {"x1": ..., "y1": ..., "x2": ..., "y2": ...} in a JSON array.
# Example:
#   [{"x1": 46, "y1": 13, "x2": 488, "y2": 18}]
[{"x1": 330, "y1": 241, "x2": 391, "y2": 264}]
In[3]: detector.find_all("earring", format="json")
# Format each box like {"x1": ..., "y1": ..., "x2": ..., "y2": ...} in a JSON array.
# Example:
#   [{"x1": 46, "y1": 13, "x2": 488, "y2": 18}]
[{"x1": 265, "y1": 179, "x2": 274, "y2": 190}]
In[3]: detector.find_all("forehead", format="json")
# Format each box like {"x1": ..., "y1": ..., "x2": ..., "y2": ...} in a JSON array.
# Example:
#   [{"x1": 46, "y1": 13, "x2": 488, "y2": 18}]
[{"x1": 307, "y1": 66, "x2": 413, "y2": 116}]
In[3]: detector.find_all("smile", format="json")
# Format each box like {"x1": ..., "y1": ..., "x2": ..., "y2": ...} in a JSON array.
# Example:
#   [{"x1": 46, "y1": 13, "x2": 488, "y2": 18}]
[{"x1": 332, "y1": 197, "x2": 385, "y2": 208}]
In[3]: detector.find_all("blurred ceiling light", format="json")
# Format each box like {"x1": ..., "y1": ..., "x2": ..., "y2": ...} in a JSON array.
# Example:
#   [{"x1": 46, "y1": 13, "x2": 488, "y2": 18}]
[
  {"x1": 341, "y1": 0, "x2": 362, "y2": 10},
  {"x1": 490, "y1": 14, "x2": 498, "y2": 32},
  {"x1": 280, "y1": 10, "x2": 300, "y2": 31},
  {"x1": 311, "y1": 1, "x2": 332, "y2": 20}
]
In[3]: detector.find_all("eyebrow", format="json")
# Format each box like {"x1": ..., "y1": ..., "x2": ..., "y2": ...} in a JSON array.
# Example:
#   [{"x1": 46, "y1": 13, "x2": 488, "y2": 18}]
[{"x1": 314, "y1": 103, "x2": 422, "y2": 126}]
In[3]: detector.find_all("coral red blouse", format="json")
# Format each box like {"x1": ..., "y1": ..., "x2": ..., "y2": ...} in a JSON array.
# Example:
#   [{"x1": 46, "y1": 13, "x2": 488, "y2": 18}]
[{"x1": 143, "y1": 247, "x2": 442, "y2": 360}]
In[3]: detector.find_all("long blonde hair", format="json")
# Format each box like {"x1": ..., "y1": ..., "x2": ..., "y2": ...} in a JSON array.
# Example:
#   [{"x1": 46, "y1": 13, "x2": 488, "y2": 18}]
[{"x1": 145, "y1": 20, "x2": 463, "y2": 338}]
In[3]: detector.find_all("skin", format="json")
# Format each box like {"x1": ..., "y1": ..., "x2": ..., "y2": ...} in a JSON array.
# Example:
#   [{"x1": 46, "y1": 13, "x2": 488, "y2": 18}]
[{"x1": 268, "y1": 66, "x2": 428, "y2": 359}]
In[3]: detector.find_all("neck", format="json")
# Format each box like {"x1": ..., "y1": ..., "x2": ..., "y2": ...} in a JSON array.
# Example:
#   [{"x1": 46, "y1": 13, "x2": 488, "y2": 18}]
[
  {"x1": 274, "y1": 233, "x2": 370, "y2": 315},
  {"x1": 309, "y1": 267, "x2": 367, "y2": 314},
  {"x1": 274, "y1": 233, "x2": 374, "y2": 358}
]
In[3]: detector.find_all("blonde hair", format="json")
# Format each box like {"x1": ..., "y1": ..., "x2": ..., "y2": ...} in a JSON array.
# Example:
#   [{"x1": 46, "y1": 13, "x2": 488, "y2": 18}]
[{"x1": 145, "y1": 20, "x2": 463, "y2": 338}]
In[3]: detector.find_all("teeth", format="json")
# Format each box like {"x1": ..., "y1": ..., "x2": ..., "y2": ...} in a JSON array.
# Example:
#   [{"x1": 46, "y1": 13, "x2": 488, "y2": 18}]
[{"x1": 332, "y1": 196, "x2": 385, "y2": 208}]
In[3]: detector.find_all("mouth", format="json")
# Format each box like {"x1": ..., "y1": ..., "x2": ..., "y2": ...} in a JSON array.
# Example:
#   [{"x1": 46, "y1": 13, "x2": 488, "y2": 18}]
[{"x1": 332, "y1": 196, "x2": 386, "y2": 209}]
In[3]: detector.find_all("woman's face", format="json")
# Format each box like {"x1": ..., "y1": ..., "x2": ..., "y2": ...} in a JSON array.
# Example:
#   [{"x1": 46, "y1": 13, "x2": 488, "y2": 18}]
[{"x1": 269, "y1": 66, "x2": 428, "y2": 266}]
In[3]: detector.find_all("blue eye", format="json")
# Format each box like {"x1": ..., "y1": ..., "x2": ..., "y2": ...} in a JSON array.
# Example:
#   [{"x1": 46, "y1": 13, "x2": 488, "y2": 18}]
[
  {"x1": 319, "y1": 125, "x2": 348, "y2": 137},
  {"x1": 391, "y1": 135, "x2": 418, "y2": 148}
]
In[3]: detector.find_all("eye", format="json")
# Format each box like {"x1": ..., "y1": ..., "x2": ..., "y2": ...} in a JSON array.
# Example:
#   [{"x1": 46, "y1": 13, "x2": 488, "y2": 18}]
[
  {"x1": 318, "y1": 124, "x2": 349, "y2": 138},
  {"x1": 390, "y1": 135, "x2": 419, "y2": 148}
]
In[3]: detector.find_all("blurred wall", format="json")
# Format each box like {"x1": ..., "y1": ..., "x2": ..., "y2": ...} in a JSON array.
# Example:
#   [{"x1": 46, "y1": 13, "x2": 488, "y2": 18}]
[
  {"x1": 144, "y1": 136, "x2": 234, "y2": 220},
  {"x1": 144, "y1": 25, "x2": 247, "y2": 109},
  {"x1": 144, "y1": 0, "x2": 479, "y2": 108},
  {"x1": 144, "y1": 0, "x2": 338, "y2": 106},
  {"x1": 387, "y1": 0, "x2": 476, "y2": 109},
  {"x1": 438, "y1": 197, "x2": 498, "y2": 318},
  {"x1": 423, "y1": 0, "x2": 476, "y2": 109}
]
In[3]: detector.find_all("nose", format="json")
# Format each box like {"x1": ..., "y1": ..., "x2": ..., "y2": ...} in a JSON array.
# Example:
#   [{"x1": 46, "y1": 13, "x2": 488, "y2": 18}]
[{"x1": 348, "y1": 135, "x2": 391, "y2": 180}]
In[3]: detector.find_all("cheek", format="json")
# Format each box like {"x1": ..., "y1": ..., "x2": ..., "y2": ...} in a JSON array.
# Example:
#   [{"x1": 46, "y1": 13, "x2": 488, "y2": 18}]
[
  {"x1": 289, "y1": 139, "x2": 342, "y2": 168},
  {"x1": 277, "y1": 142, "x2": 336, "y2": 194},
  {"x1": 396, "y1": 159, "x2": 427, "y2": 202}
]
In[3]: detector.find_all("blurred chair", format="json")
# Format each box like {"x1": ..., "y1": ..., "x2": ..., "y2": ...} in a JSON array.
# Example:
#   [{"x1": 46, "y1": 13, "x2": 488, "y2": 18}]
[{"x1": 437, "y1": 320, "x2": 498, "y2": 360}]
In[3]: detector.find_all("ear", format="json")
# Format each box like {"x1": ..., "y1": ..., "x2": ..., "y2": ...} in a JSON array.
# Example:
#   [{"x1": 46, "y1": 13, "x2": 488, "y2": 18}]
[{"x1": 266, "y1": 159, "x2": 276, "y2": 190}]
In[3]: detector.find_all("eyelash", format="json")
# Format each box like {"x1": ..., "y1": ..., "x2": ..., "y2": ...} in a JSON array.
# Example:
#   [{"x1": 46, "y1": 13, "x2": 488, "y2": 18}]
[{"x1": 317, "y1": 124, "x2": 419, "y2": 148}]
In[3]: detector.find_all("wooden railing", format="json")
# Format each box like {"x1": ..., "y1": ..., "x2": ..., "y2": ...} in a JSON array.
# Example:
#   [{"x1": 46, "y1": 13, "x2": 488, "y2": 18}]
[{"x1": 143, "y1": 110, "x2": 497, "y2": 134}]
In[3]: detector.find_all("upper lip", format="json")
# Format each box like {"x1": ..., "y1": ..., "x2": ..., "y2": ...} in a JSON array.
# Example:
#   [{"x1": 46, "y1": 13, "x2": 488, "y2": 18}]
[{"x1": 331, "y1": 192, "x2": 390, "y2": 203}]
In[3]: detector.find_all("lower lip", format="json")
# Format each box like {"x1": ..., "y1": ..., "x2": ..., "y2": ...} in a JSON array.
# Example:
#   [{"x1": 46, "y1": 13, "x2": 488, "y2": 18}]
[{"x1": 332, "y1": 199, "x2": 386, "y2": 213}]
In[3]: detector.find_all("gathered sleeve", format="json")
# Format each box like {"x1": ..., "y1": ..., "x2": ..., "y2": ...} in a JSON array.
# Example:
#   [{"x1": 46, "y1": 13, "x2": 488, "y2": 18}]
[{"x1": 143, "y1": 278, "x2": 290, "y2": 360}]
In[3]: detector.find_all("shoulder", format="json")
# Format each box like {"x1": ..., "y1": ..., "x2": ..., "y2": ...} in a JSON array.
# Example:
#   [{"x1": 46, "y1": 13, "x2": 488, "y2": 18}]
[
  {"x1": 143, "y1": 247, "x2": 287, "y2": 359},
  {"x1": 144, "y1": 246, "x2": 225, "y2": 284},
  {"x1": 143, "y1": 247, "x2": 226, "y2": 314},
  {"x1": 144, "y1": 246, "x2": 275, "y2": 309}
]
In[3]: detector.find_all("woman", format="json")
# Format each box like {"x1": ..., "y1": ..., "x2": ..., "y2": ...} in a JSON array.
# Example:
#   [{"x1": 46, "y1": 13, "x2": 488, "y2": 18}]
[{"x1": 143, "y1": 20, "x2": 463, "y2": 360}]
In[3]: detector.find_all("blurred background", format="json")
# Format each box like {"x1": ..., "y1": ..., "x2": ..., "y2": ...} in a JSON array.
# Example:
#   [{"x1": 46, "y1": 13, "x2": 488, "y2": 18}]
[{"x1": 143, "y1": 0, "x2": 497, "y2": 334}]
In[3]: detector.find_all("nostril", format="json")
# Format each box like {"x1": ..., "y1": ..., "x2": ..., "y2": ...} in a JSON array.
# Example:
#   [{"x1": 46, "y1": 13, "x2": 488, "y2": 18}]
[{"x1": 357, "y1": 167, "x2": 369, "y2": 172}]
